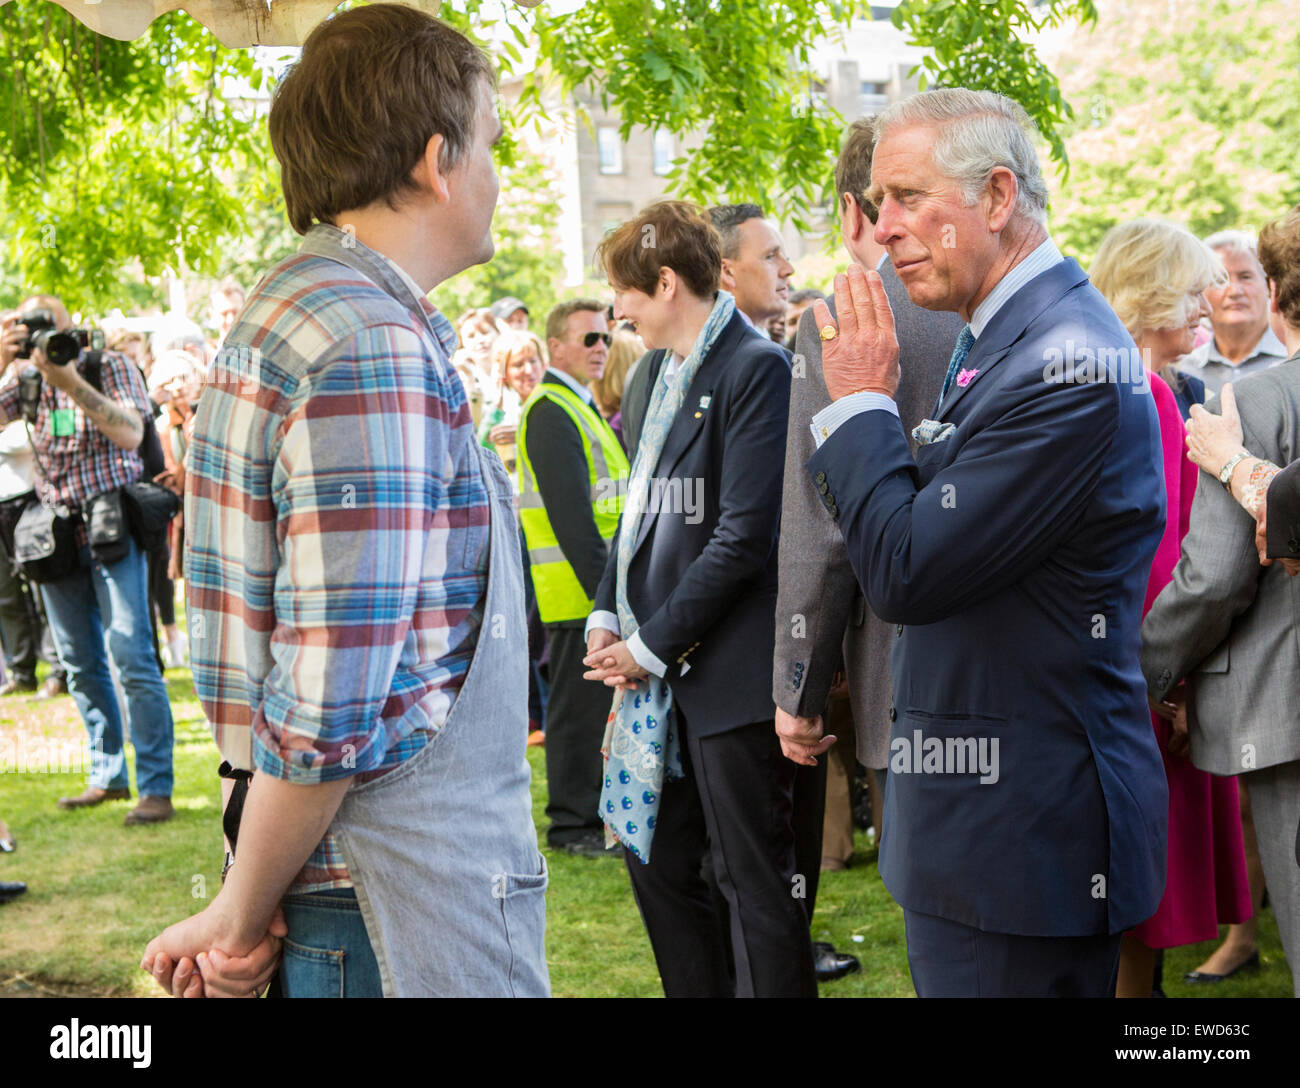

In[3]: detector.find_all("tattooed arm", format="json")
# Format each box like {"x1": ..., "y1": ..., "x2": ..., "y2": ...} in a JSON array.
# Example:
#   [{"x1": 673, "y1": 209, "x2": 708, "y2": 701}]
[{"x1": 34, "y1": 349, "x2": 144, "y2": 450}]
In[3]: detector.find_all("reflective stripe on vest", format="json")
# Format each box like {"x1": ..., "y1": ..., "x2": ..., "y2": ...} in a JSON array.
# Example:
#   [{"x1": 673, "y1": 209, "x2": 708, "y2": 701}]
[{"x1": 517, "y1": 380, "x2": 630, "y2": 623}]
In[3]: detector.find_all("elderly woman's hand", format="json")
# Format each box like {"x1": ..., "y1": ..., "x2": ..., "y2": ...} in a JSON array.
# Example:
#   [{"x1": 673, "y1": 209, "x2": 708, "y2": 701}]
[{"x1": 1186, "y1": 383, "x2": 1247, "y2": 476}]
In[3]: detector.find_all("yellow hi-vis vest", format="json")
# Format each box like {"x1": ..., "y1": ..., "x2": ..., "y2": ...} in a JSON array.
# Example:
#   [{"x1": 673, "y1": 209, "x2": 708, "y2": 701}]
[{"x1": 517, "y1": 380, "x2": 630, "y2": 623}]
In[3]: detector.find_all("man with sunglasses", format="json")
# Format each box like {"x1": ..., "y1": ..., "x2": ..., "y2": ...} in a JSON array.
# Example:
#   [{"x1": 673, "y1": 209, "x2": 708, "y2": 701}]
[{"x1": 518, "y1": 300, "x2": 629, "y2": 856}]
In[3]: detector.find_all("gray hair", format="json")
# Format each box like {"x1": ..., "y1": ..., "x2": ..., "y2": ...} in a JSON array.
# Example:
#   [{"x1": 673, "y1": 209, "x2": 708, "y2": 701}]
[
  {"x1": 873, "y1": 89, "x2": 1049, "y2": 225},
  {"x1": 1202, "y1": 229, "x2": 1260, "y2": 264}
]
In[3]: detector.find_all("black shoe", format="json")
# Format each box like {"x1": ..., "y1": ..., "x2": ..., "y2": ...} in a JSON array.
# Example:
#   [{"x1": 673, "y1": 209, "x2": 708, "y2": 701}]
[
  {"x1": 1183, "y1": 951, "x2": 1260, "y2": 983},
  {"x1": 552, "y1": 831, "x2": 615, "y2": 858},
  {"x1": 0, "y1": 881, "x2": 27, "y2": 904},
  {"x1": 813, "y1": 940, "x2": 860, "y2": 983}
]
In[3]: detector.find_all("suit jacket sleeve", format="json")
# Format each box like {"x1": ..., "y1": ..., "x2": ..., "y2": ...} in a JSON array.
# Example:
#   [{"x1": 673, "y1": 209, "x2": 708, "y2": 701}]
[
  {"x1": 772, "y1": 305, "x2": 858, "y2": 717},
  {"x1": 1141, "y1": 392, "x2": 1271, "y2": 699},
  {"x1": 635, "y1": 348, "x2": 791, "y2": 664},
  {"x1": 1265, "y1": 457, "x2": 1300, "y2": 558},
  {"x1": 524, "y1": 397, "x2": 608, "y2": 599},
  {"x1": 809, "y1": 352, "x2": 1125, "y2": 627}
]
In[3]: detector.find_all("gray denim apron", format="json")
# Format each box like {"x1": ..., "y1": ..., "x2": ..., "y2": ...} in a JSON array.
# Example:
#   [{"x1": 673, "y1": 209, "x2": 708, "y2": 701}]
[{"x1": 330, "y1": 444, "x2": 549, "y2": 997}]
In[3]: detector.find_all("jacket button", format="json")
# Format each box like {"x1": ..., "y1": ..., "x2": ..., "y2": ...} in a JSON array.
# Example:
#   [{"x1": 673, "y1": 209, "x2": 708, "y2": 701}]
[
  {"x1": 888, "y1": 706, "x2": 897, "y2": 722},
  {"x1": 895, "y1": 624, "x2": 903, "y2": 637},
  {"x1": 815, "y1": 472, "x2": 826, "y2": 484},
  {"x1": 818, "y1": 482, "x2": 829, "y2": 495},
  {"x1": 829, "y1": 504, "x2": 839, "y2": 518}
]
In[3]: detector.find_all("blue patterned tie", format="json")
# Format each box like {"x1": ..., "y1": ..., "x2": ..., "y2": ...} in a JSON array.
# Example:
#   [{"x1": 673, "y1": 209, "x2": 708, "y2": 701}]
[{"x1": 935, "y1": 325, "x2": 976, "y2": 414}]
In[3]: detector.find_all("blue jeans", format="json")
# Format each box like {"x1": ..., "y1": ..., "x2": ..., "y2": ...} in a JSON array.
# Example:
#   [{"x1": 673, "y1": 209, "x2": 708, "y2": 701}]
[
  {"x1": 40, "y1": 537, "x2": 175, "y2": 797},
  {"x1": 280, "y1": 888, "x2": 384, "y2": 998}
]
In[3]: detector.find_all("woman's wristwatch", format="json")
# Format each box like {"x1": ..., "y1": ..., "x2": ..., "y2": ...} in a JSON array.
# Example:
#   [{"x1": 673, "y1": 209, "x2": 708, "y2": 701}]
[{"x1": 1218, "y1": 450, "x2": 1252, "y2": 490}]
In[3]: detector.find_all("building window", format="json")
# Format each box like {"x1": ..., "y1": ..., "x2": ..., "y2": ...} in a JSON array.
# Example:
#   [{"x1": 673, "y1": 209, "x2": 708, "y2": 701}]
[
  {"x1": 652, "y1": 130, "x2": 674, "y2": 176},
  {"x1": 597, "y1": 126, "x2": 623, "y2": 175},
  {"x1": 860, "y1": 81, "x2": 890, "y2": 116}
]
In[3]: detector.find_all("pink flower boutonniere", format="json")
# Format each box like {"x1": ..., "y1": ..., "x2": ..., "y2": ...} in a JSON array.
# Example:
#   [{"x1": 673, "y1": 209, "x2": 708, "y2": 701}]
[{"x1": 956, "y1": 368, "x2": 979, "y2": 388}]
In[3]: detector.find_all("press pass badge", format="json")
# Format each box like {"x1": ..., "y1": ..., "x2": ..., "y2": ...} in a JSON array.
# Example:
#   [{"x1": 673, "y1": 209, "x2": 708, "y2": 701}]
[{"x1": 50, "y1": 408, "x2": 75, "y2": 437}]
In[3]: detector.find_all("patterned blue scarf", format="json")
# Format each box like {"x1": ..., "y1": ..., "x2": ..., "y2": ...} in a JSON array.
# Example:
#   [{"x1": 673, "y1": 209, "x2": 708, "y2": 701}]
[{"x1": 600, "y1": 290, "x2": 737, "y2": 862}]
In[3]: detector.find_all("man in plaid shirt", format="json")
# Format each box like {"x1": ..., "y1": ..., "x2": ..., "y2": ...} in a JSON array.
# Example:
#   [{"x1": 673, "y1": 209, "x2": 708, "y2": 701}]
[
  {"x1": 141, "y1": 6, "x2": 550, "y2": 999},
  {"x1": 0, "y1": 295, "x2": 176, "y2": 825}
]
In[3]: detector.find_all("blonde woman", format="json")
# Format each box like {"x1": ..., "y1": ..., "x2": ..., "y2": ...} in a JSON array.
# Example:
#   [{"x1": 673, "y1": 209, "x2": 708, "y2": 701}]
[
  {"x1": 1092, "y1": 219, "x2": 1252, "y2": 998},
  {"x1": 590, "y1": 326, "x2": 644, "y2": 449}
]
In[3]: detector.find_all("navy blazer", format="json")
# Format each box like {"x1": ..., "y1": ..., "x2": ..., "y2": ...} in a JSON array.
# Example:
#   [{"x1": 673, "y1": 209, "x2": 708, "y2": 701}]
[
  {"x1": 808, "y1": 258, "x2": 1169, "y2": 937},
  {"x1": 594, "y1": 311, "x2": 790, "y2": 736}
]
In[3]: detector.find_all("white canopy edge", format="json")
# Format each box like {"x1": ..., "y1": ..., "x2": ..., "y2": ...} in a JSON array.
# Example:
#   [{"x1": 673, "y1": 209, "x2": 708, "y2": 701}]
[{"x1": 6, "y1": 1, "x2": 540, "y2": 48}]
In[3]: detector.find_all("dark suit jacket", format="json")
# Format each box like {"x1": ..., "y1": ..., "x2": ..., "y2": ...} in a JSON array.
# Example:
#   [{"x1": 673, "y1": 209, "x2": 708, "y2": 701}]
[
  {"x1": 1266, "y1": 456, "x2": 1300, "y2": 558},
  {"x1": 773, "y1": 260, "x2": 964, "y2": 767},
  {"x1": 621, "y1": 350, "x2": 654, "y2": 463},
  {"x1": 808, "y1": 258, "x2": 1168, "y2": 937},
  {"x1": 594, "y1": 312, "x2": 791, "y2": 736},
  {"x1": 524, "y1": 372, "x2": 611, "y2": 626}
]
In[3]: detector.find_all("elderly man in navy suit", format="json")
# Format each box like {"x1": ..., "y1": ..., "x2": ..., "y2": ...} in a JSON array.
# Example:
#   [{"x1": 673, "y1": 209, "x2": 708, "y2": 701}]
[{"x1": 778, "y1": 89, "x2": 1169, "y2": 997}]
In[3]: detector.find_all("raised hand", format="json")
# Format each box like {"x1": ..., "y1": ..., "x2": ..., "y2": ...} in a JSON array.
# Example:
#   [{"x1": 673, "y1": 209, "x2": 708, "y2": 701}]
[{"x1": 812, "y1": 264, "x2": 900, "y2": 402}]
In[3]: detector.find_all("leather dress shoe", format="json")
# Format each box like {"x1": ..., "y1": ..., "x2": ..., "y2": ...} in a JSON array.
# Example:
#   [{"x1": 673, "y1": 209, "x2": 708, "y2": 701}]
[
  {"x1": 34, "y1": 675, "x2": 68, "y2": 700},
  {"x1": 0, "y1": 881, "x2": 27, "y2": 904},
  {"x1": 125, "y1": 796, "x2": 175, "y2": 826},
  {"x1": 0, "y1": 676, "x2": 37, "y2": 696},
  {"x1": 57, "y1": 786, "x2": 131, "y2": 810},
  {"x1": 813, "y1": 940, "x2": 860, "y2": 983},
  {"x1": 553, "y1": 831, "x2": 615, "y2": 858},
  {"x1": 1183, "y1": 950, "x2": 1259, "y2": 983}
]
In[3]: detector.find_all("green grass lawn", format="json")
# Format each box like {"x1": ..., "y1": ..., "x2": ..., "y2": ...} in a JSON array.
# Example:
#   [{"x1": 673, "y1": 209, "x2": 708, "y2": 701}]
[{"x1": 0, "y1": 661, "x2": 1291, "y2": 997}]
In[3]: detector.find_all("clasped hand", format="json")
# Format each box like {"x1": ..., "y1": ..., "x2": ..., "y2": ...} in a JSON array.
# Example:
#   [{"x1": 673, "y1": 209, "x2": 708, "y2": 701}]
[
  {"x1": 141, "y1": 892, "x2": 286, "y2": 998},
  {"x1": 583, "y1": 628, "x2": 648, "y2": 689}
]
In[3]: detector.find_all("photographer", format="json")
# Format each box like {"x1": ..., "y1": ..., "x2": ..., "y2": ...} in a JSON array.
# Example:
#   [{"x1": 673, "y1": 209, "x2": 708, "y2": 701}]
[{"x1": 0, "y1": 295, "x2": 175, "y2": 825}]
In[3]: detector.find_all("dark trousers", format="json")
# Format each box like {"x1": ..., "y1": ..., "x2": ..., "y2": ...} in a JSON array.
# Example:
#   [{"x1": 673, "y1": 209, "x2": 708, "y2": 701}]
[
  {"x1": 624, "y1": 715, "x2": 817, "y2": 998},
  {"x1": 904, "y1": 908, "x2": 1122, "y2": 997},
  {"x1": 792, "y1": 757, "x2": 827, "y2": 924},
  {"x1": 0, "y1": 491, "x2": 64, "y2": 683},
  {"x1": 543, "y1": 624, "x2": 610, "y2": 845}
]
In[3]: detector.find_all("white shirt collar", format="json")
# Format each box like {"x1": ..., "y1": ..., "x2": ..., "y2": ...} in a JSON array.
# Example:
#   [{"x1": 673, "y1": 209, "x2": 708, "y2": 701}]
[
  {"x1": 969, "y1": 236, "x2": 1064, "y2": 339},
  {"x1": 546, "y1": 366, "x2": 594, "y2": 406}
]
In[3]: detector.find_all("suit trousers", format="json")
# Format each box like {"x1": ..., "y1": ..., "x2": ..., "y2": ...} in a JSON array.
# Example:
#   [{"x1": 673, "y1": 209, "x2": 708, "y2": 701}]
[
  {"x1": 792, "y1": 751, "x2": 827, "y2": 924},
  {"x1": 1243, "y1": 759, "x2": 1300, "y2": 996},
  {"x1": 543, "y1": 624, "x2": 611, "y2": 845},
  {"x1": 903, "y1": 909, "x2": 1121, "y2": 997},
  {"x1": 623, "y1": 714, "x2": 817, "y2": 997}
]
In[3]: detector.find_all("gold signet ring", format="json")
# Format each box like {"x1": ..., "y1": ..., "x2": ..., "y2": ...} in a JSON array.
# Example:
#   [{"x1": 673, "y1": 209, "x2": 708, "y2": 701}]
[{"x1": 819, "y1": 324, "x2": 838, "y2": 341}]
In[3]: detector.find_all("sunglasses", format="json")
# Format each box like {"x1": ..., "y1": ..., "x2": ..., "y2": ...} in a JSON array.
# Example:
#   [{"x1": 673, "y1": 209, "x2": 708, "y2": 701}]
[{"x1": 582, "y1": 332, "x2": 612, "y2": 348}]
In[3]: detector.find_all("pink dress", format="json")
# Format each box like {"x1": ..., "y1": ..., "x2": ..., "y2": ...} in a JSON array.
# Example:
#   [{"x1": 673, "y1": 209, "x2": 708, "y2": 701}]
[{"x1": 1131, "y1": 376, "x2": 1253, "y2": 947}]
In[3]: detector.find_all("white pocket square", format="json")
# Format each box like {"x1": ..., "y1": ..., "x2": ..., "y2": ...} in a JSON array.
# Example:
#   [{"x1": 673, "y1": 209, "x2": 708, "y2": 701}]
[{"x1": 911, "y1": 419, "x2": 956, "y2": 446}]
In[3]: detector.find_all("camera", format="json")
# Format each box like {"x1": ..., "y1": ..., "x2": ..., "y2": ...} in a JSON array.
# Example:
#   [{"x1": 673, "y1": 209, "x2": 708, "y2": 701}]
[{"x1": 16, "y1": 308, "x2": 104, "y2": 367}]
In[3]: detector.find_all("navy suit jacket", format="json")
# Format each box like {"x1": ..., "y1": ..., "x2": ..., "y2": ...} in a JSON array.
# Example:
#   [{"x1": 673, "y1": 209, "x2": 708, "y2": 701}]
[
  {"x1": 808, "y1": 258, "x2": 1168, "y2": 937},
  {"x1": 594, "y1": 311, "x2": 790, "y2": 736}
]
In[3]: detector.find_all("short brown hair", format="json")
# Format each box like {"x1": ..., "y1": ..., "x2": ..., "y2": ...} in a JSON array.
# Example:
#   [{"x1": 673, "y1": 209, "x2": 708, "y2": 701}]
[
  {"x1": 269, "y1": 4, "x2": 494, "y2": 234},
  {"x1": 1258, "y1": 207, "x2": 1300, "y2": 329},
  {"x1": 595, "y1": 201, "x2": 721, "y2": 300},
  {"x1": 835, "y1": 118, "x2": 879, "y2": 225},
  {"x1": 545, "y1": 299, "x2": 604, "y2": 345}
]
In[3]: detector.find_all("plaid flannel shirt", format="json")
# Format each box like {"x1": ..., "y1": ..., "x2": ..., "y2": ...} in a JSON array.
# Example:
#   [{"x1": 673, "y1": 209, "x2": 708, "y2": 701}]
[
  {"x1": 0, "y1": 351, "x2": 151, "y2": 523},
  {"x1": 186, "y1": 226, "x2": 490, "y2": 892}
]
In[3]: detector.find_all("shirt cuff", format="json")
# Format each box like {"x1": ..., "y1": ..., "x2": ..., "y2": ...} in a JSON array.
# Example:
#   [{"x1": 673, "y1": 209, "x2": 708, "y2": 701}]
[
  {"x1": 627, "y1": 631, "x2": 668, "y2": 679},
  {"x1": 584, "y1": 610, "x2": 620, "y2": 641},
  {"x1": 810, "y1": 393, "x2": 900, "y2": 447}
]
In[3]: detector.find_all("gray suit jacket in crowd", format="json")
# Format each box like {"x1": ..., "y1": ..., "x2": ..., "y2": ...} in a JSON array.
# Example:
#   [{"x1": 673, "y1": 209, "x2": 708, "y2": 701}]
[
  {"x1": 1141, "y1": 355, "x2": 1300, "y2": 777},
  {"x1": 771, "y1": 258, "x2": 964, "y2": 767}
]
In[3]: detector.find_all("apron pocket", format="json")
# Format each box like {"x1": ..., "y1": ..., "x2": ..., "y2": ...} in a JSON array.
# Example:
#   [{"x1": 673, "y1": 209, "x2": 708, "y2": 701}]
[
  {"x1": 494, "y1": 856, "x2": 549, "y2": 997},
  {"x1": 280, "y1": 938, "x2": 345, "y2": 999}
]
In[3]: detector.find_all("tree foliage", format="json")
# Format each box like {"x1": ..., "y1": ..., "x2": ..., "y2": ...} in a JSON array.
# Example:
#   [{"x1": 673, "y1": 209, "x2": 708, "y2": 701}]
[
  {"x1": 1050, "y1": 0, "x2": 1300, "y2": 260},
  {"x1": 0, "y1": 0, "x2": 1103, "y2": 310},
  {"x1": 0, "y1": 2, "x2": 264, "y2": 310}
]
